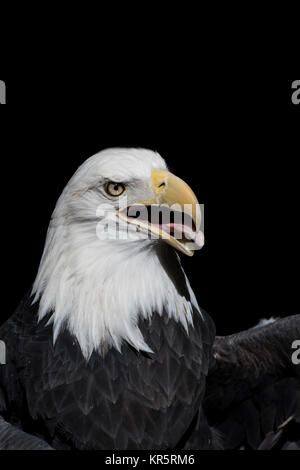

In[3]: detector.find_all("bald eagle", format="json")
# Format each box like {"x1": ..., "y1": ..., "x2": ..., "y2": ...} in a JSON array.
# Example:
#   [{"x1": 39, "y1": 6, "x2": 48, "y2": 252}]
[{"x1": 0, "y1": 148, "x2": 299, "y2": 450}]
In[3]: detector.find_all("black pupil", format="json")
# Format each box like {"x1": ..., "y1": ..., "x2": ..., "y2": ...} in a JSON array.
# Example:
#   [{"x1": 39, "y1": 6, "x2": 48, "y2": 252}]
[{"x1": 114, "y1": 184, "x2": 119, "y2": 191}]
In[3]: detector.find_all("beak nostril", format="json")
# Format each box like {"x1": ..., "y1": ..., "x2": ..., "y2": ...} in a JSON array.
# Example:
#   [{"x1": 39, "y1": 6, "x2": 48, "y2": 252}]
[{"x1": 158, "y1": 182, "x2": 166, "y2": 188}]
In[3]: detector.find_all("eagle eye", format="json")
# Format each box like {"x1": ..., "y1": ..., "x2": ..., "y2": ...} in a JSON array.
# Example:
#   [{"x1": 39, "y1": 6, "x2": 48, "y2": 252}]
[{"x1": 104, "y1": 182, "x2": 126, "y2": 197}]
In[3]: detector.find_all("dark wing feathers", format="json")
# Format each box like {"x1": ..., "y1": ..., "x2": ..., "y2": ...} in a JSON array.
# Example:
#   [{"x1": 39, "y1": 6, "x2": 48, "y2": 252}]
[
  {"x1": 0, "y1": 416, "x2": 53, "y2": 450},
  {"x1": 1, "y1": 288, "x2": 299, "y2": 450},
  {"x1": 204, "y1": 315, "x2": 300, "y2": 449},
  {"x1": 0, "y1": 292, "x2": 214, "y2": 450}
]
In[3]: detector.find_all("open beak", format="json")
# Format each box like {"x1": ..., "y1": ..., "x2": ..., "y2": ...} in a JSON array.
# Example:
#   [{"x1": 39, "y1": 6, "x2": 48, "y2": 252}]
[{"x1": 117, "y1": 169, "x2": 204, "y2": 256}]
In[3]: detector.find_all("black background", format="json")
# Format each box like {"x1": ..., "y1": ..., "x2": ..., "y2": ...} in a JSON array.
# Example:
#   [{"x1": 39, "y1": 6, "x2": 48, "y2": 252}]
[{"x1": 0, "y1": 77, "x2": 299, "y2": 337}]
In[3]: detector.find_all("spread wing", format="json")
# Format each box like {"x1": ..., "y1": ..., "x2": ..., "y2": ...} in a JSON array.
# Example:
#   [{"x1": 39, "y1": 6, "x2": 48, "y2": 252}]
[{"x1": 204, "y1": 315, "x2": 300, "y2": 449}]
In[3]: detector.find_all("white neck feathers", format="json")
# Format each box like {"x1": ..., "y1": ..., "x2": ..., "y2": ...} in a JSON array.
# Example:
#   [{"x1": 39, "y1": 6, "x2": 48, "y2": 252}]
[{"x1": 32, "y1": 216, "x2": 200, "y2": 359}]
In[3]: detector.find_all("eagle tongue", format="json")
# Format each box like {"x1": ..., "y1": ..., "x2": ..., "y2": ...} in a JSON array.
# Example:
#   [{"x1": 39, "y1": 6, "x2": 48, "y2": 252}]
[{"x1": 167, "y1": 223, "x2": 204, "y2": 249}]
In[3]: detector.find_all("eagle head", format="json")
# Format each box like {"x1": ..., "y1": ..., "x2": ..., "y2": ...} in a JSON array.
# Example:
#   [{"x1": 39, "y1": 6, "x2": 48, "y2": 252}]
[{"x1": 32, "y1": 148, "x2": 204, "y2": 358}]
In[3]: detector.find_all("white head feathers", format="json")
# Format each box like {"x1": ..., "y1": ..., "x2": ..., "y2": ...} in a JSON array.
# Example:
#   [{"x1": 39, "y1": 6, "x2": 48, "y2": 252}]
[{"x1": 32, "y1": 148, "x2": 201, "y2": 359}]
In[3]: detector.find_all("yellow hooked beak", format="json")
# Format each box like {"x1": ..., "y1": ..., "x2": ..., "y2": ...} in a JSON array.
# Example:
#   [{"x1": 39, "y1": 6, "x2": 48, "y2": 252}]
[{"x1": 118, "y1": 169, "x2": 204, "y2": 256}]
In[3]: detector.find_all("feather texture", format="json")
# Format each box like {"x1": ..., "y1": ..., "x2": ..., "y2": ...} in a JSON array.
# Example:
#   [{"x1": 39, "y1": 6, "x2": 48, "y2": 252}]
[
  {"x1": 203, "y1": 315, "x2": 300, "y2": 449},
  {"x1": 0, "y1": 292, "x2": 215, "y2": 449}
]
